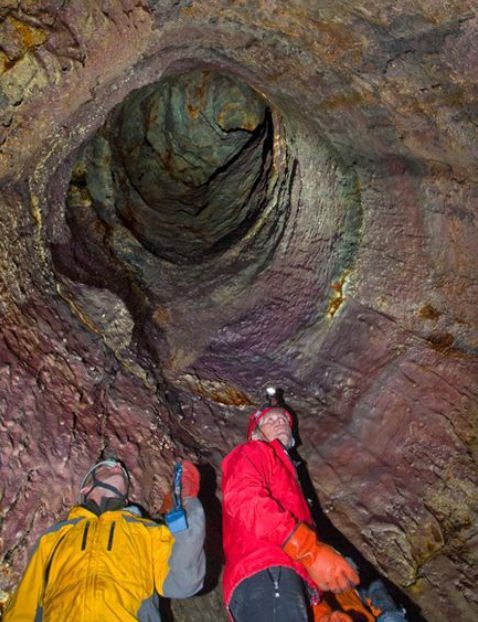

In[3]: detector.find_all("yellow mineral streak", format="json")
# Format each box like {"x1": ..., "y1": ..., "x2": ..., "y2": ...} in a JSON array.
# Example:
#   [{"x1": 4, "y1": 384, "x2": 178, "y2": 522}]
[
  {"x1": 327, "y1": 271, "x2": 350, "y2": 318},
  {"x1": 0, "y1": 15, "x2": 47, "y2": 74}
]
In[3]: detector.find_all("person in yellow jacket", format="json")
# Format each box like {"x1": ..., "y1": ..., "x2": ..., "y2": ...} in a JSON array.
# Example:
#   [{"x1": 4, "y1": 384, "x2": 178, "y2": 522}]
[{"x1": 3, "y1": 457, "x2": 206, "y2": 622}]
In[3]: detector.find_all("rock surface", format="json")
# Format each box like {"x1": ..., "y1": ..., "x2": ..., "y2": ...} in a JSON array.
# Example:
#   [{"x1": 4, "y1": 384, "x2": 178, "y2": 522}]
[{"x1": 0, "y1": 1, "x2": 477, "y2": 620}]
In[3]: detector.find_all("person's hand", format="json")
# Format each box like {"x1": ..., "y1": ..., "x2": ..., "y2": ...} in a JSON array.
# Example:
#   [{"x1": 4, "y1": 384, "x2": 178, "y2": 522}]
[
  {"x1": 283, "y1": 523, "x2": 359, "y2": 593},
  {"x1": 181, "y1": 460, "x2": 200, "y2": 498},
  {"x1": 309, "y1": 543, "x2": 359, "y2": 593}
]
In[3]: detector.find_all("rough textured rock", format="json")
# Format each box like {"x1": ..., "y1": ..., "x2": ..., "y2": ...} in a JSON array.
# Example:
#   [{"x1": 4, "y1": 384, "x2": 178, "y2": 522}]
[{"x1": 0, "y1": 1, "x2": 477, "y2": 620}]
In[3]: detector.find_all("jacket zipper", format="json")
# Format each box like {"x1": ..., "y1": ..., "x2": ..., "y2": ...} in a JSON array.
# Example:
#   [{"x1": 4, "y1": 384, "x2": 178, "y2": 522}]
[
  {"x1": 44, "y1": 533, "x2": 67, "y2": 589},
  {"x1": 267, "y1": 568, "x2": 281, "y2": 598},
  {"x1": 107, "y1": 522, "x2": 116, "y2": 551},
  {"x1": 81, "y1": 522, "x2": 90, "y2": 550}
]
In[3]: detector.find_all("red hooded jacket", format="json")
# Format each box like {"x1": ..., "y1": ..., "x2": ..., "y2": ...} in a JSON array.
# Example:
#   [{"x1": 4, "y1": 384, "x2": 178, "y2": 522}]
[{"x1": 221, "y1": 438, "x2": 318, "y2": 607}]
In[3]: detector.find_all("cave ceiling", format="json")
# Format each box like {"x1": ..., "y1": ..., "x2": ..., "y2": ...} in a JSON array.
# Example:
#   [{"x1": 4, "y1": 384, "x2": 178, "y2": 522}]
[{"x1": 0, "y1": 1, "x2": 477, "y2": 621}]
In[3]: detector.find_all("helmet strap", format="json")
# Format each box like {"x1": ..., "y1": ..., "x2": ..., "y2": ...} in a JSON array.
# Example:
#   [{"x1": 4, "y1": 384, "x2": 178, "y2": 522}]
[{"x1": 82, "y1": 469, "x2": 128, "y2": 506}]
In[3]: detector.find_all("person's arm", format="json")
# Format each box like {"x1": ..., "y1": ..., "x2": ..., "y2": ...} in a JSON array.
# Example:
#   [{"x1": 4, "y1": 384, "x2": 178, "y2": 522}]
[
  {"x1": 153, "y1": 461, "x2": 206, "y2": 598},
  {"x1": 3, "y1": 532, "x2": 55, "y2": 621},
  {"x1": 222, "y1": 444, "x2": 298, "y2": 546},
  {"x1": 160, "y1": 497, "x2": 206, "y2": 598}
]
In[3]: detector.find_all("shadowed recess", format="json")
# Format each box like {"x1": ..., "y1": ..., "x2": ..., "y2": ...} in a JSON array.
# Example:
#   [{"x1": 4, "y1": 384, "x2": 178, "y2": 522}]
[{"x1": 67, "y1": 70, "x2": 273, "y2": 264}]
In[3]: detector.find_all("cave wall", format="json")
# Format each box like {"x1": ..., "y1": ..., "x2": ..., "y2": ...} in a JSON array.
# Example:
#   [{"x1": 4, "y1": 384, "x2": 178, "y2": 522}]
[{"x1": 0, "y1": 2, "x2": 477, "y2": 620}]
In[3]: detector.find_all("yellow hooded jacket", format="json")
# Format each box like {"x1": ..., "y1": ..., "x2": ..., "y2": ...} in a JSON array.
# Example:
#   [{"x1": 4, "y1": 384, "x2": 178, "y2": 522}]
[{"x1": 4, "y1": 499, "x2": 205, "y2": 621}]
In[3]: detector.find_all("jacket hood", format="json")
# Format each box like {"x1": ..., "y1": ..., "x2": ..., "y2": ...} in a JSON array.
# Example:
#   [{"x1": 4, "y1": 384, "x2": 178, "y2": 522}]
[{"x1": 246, "y1": 406, "x2": 293, "y2": 440}]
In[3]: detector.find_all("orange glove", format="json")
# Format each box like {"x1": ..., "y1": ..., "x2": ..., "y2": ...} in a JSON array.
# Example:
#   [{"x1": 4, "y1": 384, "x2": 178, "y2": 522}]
[
  {"x1": 159, "y1": 461, "x2": 200, "y2": 514},
  {"x1": 335, "y1": 589, "x2": 376, "y2": 621},
  {"x1": 181, "y1": 460, "x2": 200, "y2": 497},
  {"x1": 160, "y1": 492, "x2": 174, "y2": 514},
  {"x1": 283, "y1": 523, "x2": 359, "y2": 594},
  {"x1": 312, "y1": 601, "x2": 353, "y2": 622}
]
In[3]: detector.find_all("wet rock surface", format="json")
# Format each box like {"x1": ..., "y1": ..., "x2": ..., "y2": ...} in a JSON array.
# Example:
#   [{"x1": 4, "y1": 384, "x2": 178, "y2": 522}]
[{"x1": 1, "y1": 2, "x2": 478, "y2": 620}]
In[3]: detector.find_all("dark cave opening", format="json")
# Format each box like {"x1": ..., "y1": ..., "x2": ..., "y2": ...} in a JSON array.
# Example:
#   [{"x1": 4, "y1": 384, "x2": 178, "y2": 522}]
[
  {"x1": 66, "y1": 69, "x2": 276, "y2": 265},
  {"x1": 52, "y1": 63, "x2": 362, "y2": 327}
]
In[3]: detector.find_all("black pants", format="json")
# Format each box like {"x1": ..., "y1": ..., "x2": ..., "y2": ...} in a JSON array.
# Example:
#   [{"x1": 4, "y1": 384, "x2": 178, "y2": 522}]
[{"x1": 229, "y1": 567, "x2": 309, "y2": 622}]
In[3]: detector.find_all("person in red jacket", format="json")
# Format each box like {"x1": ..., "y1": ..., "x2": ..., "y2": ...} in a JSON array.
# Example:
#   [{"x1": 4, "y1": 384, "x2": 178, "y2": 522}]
[{"x1": 221, "y1": 391, "x2": 359, "y2": 622}]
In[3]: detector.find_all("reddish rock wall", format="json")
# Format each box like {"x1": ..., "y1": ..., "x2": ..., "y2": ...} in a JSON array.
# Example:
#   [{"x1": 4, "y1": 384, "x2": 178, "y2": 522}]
[{"x1": 1, "y1": 2, "x2": 477, "y2": 620}]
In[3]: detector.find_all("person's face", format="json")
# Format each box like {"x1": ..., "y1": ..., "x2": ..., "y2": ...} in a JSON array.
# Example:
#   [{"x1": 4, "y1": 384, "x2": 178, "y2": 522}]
[
  {"x1": 82, "y1": 464, "x2": 128, "y2": 503},
  {"x1": 258, "y1": 408, "x2": 292, "y2": 446}
]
